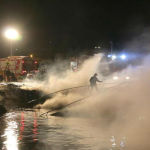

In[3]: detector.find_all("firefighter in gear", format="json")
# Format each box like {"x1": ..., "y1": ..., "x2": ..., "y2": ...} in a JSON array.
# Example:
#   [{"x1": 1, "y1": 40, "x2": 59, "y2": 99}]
[
  {"x1": 0, "y1": 67, "x2": 3, "y2": 81},
  {"x1": 89, "y1": 73, "x2": 102, "y2": 90},
  {"x1": 4, "y1": 68, "x2": 11, "y2": 82},
  {"x1": 4, "y1": 63, "x2": 11, "y2": 82}
]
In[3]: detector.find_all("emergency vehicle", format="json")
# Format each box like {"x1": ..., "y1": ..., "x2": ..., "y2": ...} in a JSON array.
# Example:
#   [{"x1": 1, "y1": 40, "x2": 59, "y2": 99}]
[{"x1": 0, "y1": 56, "x2": 39, "y2": 80}]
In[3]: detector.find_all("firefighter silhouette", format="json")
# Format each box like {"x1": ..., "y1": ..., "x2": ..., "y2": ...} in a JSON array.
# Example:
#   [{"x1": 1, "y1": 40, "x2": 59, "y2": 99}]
[
  {"x1": 4, "y1": 62, "x2": 16, "y2": 82},
  {"x1": 89, "y1": 73, "x2": 102, "y2": 90},
  {"x1": 4, "y1": 62, "x2": 11, "y2": 82},
  {"x1": 0, "y1": 66, "x2": 3, "y2": 81}
]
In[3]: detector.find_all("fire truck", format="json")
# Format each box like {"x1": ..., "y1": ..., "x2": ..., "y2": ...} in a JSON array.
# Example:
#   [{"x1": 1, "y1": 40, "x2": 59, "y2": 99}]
[{"x1": 0, "y1": 56, "x2": 39, "y2": 81}]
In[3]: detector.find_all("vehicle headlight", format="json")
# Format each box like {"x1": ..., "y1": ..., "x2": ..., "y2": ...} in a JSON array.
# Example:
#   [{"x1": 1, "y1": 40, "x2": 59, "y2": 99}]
[
  {"x1": 113, "y1": 76, "x2": 119, "y2": 80},
  {"x1": 125, "y1": 76, "x2": 130, "y2": 80},
  {"x1": 107, "y1": 54, "x2": 112, "y2": 58},
  {"x1": 112, "y1": 55, "x2": 117, "y2": 60},
  {"x1": 120, "y1": 54, "x2": 127, "y2": 60}
]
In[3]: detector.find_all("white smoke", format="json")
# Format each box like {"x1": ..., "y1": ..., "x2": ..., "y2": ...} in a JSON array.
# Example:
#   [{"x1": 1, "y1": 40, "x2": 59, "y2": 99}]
[
  {"x1": 31, "y1": 52, "x2": 150, "y2": 150},
  {"x1": 21, "y1": 51, "x2": 150, "y2": 149}
]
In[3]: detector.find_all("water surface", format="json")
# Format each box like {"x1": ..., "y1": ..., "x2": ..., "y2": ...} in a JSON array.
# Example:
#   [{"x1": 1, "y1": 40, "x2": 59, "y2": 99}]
[{"x1": 0, "y1": 110, "x2": 123, "y2": 150}]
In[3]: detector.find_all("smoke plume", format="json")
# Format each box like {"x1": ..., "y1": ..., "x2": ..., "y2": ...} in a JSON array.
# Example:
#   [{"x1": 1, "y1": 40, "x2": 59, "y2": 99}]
[{"x1": 25, "y1": 51, "x2": 150, "y2": 150}]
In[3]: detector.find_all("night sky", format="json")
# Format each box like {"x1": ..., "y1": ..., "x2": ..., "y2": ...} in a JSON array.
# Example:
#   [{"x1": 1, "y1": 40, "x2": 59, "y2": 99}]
[{"x1": 0, "y1": 0, "x2": 150, "y2": 59}]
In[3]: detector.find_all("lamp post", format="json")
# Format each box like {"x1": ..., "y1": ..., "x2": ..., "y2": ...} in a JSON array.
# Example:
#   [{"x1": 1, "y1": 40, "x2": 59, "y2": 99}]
[{"x1": 4, "y1": 28, "x2": 19, "y2": 56}]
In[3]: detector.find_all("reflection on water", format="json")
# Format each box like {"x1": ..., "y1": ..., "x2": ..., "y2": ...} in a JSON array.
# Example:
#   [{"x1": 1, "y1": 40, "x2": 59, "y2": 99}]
[
  {"x1": 18, "y1": 112, "x2": 25, "y2": 141},
  {"x1": 0, "y1": 110, "x2": 125, "y2": 150},
  {"x1": 33, "y1": 112, "x2": 38, "y2": 141},
  {"x1": 2, "y1": 113, "x2": 19, "y2": 150}
]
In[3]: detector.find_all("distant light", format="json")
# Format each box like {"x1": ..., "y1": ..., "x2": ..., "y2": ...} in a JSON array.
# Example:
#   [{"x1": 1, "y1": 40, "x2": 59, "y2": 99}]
[
  {"x1": 4, "y1": 28, "x2": 19, "y2": 40},
  {"x1": 112, "y1": 55, "x2": 117, "y2": 60},
  {"x1": 94, "y1": 46, "x2": 97, "y2": 49},
  {"x1": 120, "y1": 54, "x2": 126, "y2": 60},
  {"x1": 22, "y1": 70, "x2": 27, "y2": 74},
  {"x1": 107, "y1": 54, "x2": 112, "y2": 58},
  {"x1": 34, "y1": 61, "x2": 38, "y2": 64},
  {"x1": 30, "y1": 54, "x2": 33, "y2": 58},
  {"x1": 113, "y1": 76, "x2": 119, "y2": 80},
  {"x1": 125, "y1": 76, "x2": 130, "y2": 80},
  {"x1": 98, "y1": 46, "x2": 100, "y2": 49}
]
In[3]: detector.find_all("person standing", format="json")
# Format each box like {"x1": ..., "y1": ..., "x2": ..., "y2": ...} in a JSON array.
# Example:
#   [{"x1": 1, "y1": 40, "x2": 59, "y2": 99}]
[{"x1": 89, "y1": 73, "x2": 102, "y2": 90}]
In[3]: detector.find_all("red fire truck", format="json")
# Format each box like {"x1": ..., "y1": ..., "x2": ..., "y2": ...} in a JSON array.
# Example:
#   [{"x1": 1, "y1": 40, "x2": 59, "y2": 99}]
[{"x1": 0, "y1": 56, "x2": 39, "y2": 81}]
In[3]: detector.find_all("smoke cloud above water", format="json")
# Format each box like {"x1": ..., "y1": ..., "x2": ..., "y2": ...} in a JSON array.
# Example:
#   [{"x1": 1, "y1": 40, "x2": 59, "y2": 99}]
[
  {"x1": 24, "y1": 51, "x2": 150, "y2": 149},
  {"x1": 33, "y1": 54, "x2": 101, "y2": 109}
]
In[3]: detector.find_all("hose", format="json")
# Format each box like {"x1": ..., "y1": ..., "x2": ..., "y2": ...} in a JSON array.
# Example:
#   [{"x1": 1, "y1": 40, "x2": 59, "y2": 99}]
[
  {"x1": 28, "y1": 84, "x2": 89, "y2": 103},
  {"x1": 40, "y1": 95, "x2": 90, "y2": 117}
]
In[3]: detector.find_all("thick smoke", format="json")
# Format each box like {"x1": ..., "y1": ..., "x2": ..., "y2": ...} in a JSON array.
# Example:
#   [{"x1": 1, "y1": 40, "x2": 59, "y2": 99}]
[
  {"x1": 25, "y1": 51, "x2": 150, "y2": 149},
  {"x1": 32, "y1": 54, "x2": 102, "y2": 109},
  {"x1": 66, "y1": 55, "x2": 150, "y2": 150}
]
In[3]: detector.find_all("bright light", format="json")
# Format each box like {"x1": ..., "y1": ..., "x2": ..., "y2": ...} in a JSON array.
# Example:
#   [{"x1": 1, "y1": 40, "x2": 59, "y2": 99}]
[
  {"x1": 120, "y1": 54, "x2": 126, "y2": 60},
  {"x1": 125, "y1": 76, "x2": 130, "y2": 80},
  {"x1": 30, "y1": 54, "x2": 33, "y2": 58},
  {"x1": 112, "y1": 55, "x2": 117, "y2": 60},
  {"x1": 3, "y1": 120, "x2": 19, "y2": 150},
  {"x1": 4, "y1": 28, "x2": 19, "y2": 40},
  {"x1": 34, "y1": 61, "x2": 38, "y2": 64},
  {"x1": 113, "y1": 76, "x2": 119, "y2": 80},
  {"x1": 107, "y1": 54, "x2": 112, "y2": 58}
]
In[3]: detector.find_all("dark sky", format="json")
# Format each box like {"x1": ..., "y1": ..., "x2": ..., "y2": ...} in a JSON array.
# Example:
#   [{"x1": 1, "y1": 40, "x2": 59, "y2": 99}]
[{"x1": 0, "y1": 0, "x2": 150, "y2": 58}]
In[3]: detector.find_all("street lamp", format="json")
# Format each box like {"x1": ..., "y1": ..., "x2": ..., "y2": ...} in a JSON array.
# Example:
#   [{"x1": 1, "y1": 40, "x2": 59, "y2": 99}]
[{"x1": 4, "y1": 28, "x2": 19, "y2": 56}]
